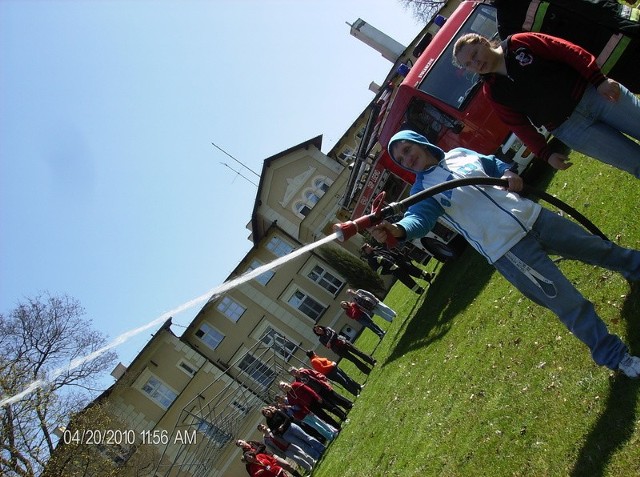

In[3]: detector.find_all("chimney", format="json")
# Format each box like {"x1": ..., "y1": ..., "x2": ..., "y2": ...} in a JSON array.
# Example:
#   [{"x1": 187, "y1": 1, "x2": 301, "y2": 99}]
[{"x1": 110, "y1": 362, "x2": 128, "y2": 380}]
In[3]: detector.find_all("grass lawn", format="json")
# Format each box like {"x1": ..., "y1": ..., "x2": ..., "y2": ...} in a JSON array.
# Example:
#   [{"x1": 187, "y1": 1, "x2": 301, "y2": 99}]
[{"x1": 313, "y1": 155, "x2": 640, "y2": 477}]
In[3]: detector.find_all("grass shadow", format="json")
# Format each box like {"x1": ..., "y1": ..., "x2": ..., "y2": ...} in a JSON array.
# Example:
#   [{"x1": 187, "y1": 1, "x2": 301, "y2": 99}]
[
  {"x1": 570, "y1": 281, "x2": 640, "y2": 476},
  {"x1": 385, "y1": 247, "x2": 496, "y2": 365}
]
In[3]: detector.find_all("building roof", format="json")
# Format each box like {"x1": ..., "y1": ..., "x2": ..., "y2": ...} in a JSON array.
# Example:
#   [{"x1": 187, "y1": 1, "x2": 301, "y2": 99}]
[{"x1": 249, "y1": 135, "x2": 323, "y2": 244}]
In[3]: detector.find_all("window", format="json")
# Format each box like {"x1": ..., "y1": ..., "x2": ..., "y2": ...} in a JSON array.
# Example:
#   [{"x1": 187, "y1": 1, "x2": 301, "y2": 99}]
[
  {"x1": 231, "y1": 399, "x2": 253, "y2": 416},
  {"x1": 307, "y1": 264, "x2": 343, "y2": 295},
  {"x1": 95, "y1": 443, "x2": 134, "y2": 466},
  {"x1": 338, "y1": 146, "x2": 355, "y2": 161},
  {"x1": 260, "y1": 326, "x2": 297, "y2": 361},
  {"x1": 177, "y1": 359, "x2": 197, "y2": 377},
  {"x1": 418, "y1": 4, "x2": 497, "y2": 109},
  {"x1": 294, "y1": 202, "x2": 311, "y2": 217},
  {"x1": 140, "y1": 375, "x2": 177, "y2": 409},
  {"x1": 304, "y1": 190, "x2": 321, "y2": 205},
  {"x1": 217, "y1": 296, "x2": 245, "y2": 322},
  {"x1": 287, "y1": 289, "x2": 325, "y2": 321},
  {"x1": 195, "y1": 322, "x2": 224, "y2": 349},
  {"x1": 238, "y1": 353, "x2": 277, "y2": 387},
  {"x1": 313, "y1": 177, "x2": 330, "y2": 193},
  {"x1": 247, "y1": 259, "x2": 274, "y2": 285},
  {"x1": 196, "y1": 419, "x2": 232, "y2": 448},
  {"x1": 266, "y1": 236, "x2": 294, "y2": 257}
]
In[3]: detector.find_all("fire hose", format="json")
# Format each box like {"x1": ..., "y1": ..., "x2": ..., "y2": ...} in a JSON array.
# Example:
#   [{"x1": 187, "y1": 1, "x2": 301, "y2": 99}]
[{"x1": 333, "y1": 177, "x2": 607, "y2": 245}]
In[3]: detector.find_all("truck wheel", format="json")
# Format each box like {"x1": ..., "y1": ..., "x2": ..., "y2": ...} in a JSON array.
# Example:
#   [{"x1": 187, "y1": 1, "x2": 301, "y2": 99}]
[{"x1": 419, "y1": 237, "x2": 461, "y2": 262}]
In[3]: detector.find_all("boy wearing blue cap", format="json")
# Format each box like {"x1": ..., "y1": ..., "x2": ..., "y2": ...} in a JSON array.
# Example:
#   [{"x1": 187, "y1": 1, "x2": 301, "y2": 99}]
[{"x1": 371, "y1": 129, "x2": 640, "y2": 378}]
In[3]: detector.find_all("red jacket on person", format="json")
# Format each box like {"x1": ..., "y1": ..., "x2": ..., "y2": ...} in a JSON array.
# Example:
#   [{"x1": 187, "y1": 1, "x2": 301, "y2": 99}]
[
  {"x1": 297, "y1": 368, "x2": 333, "y2": 391},
  {"x1": 285, "y1": 381, "x2": 322, "y2": 413},
  {"x1": 246, "y1": 453, "x2": 286, "y2": 477},
  {"x1": 343, "y1": 302, "x2": 366, "y2": 320},
  {"x1": 481, "y1": 32, "x2": 606, "y2": 161}
]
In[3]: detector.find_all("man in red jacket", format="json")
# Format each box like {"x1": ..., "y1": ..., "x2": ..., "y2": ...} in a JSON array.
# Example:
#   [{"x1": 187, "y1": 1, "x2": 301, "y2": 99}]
[
  {"x1": 289, "y1": 366, "x2": 353, "y2": 412},
  {"x1": 278, "y1": 380, "x2": 346, "y2": 429}
]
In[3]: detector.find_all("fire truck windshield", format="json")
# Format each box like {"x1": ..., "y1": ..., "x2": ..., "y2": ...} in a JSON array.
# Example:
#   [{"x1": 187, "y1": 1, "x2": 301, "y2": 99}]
[{"x1": 417, "y1": 4, "x2": 498, "y2": 110}]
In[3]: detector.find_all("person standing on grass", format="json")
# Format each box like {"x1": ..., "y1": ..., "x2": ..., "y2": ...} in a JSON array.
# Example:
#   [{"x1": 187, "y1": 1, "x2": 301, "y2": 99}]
[
  {"x1": 452, "y1": 32, "x2": 640, "y2": 178},
  {"x1": 274, "y1": 394, "x2": 339, "y2": 443},
  {"x1": 278, "y1": 380, "x2": 346, "y2": 428},
  {"x1": 242, "y1": 451, "x2": 291, "y2": 477},
  {"x1": 306, "y1": 349, "x2": 364, "y2": 397},
  {"x1": 256, "y1": 424, "x2": 315, "y2": 474},
  {"x1": 360, "y1": 242, "x2": 434, "y2": 294},
  {"x1": 289, "y1": 366, "x2": 353, "y2": 413},
  {"x1": 312, "y1": 325, "x2": 376, "y2": 375},
  {"x1": 340, "y1": 300, "x2": 386, "y2": 340},
  {"x1": 261, "y1": 406, "x2": 325, "y2": 460},
  {"x1": 346, "y1": 287, "x2": 397, "y2": 322},
  {"x1": 237, "y1": 439, "x2": 304, "y2": 477},
  {"x1": 370, "y1": 129, "x2": 640, "y2": 378},
  {"x1": 272, "y1": 395, "x2": 328, "y2": 444}
]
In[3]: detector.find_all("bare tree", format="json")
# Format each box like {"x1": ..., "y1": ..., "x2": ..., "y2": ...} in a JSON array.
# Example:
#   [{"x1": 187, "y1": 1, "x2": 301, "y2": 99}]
[
  {"x1": 0, "y1": 293, "x2": 117, "y2": 477},
  {"x1": 398, "y1": 0, "x2": 447, "y2": 23}
]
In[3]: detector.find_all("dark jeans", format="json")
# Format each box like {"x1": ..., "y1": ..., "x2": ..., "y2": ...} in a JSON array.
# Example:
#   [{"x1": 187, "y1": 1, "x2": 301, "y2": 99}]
[{"x1": 332, "y1": 340, "x2": 374, "y2": 374}]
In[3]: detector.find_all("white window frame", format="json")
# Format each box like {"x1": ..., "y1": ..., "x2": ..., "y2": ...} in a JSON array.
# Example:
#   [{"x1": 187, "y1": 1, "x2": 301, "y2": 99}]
[
  {"x1": 266, "y1": 235, "x2": 294, "y2": 257},
  {"x1": 253, "y1": 322, "x2": 298, "y2": 361},
  {"x1": 247, "y1": 259, "x2": 274, "y2": 285},
  {"x1": 195, "y1": 322, "x2": 224, "y2": 349},
  {"x1": 196, "y1": 419, "x2": 232, "y2": 448},
  {"x1": 293, "y1": 201, "x2": 312, "y2": 218},
  {"x1": 304, "y1": 189, "x2": 321, "y2": 205},
  {"x1": 284, "y1": 287, "x2": 326, "y2": 322},
  {"x1": 313, "y1": 176, "x2": 331, "y2": 193},
  {"x1": 305, "y1": 262, "x2": 344, "y2": 296},
  {"x1": 137, "y1": 370, "x2": 178, "y2": 410},
  {"x1": 339, "y1": 146, "x2": 355, "y2": 161},
  {"x1": 216, "y1": 296, "x2": 246, "y2": 323},
  {"x1": 237, "y1": 351, "x2": 277, "y2": 388}
]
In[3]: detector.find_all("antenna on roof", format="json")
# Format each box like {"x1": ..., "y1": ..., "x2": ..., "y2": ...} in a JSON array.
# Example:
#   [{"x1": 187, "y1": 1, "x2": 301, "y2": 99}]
[
  {"x1": 219, "y1": 162, "x2": 259, "y2": 188},
  {"x1": 211, "y1": 141, "x2": 261, "y2": 178}
]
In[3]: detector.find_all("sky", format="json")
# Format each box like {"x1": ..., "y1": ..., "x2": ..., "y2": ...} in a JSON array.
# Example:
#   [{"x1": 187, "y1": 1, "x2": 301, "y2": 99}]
[{"x1": 0, "y1": 1, "x2": 424, "y2": 390}]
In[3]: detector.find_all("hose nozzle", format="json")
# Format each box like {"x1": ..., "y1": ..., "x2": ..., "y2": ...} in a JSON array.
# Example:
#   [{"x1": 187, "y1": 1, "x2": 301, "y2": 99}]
[
  {"x1": 332, "y1": 192, "x2": 401, "y2": 244},
  {"x1": 333, "y1": 216, "x2": 377, "y2": 242}
]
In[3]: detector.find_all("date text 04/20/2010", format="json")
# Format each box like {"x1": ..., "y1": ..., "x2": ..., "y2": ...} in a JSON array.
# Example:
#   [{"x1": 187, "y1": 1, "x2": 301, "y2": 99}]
[{"x1": 61, "y1": 428, "x2": 197, "y2": 446}]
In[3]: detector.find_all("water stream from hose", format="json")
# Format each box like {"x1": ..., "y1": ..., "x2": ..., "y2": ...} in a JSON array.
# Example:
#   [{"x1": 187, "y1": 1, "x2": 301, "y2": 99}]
[{"x1": 0, "y1": 232, "x2": 340, "y2": 407}]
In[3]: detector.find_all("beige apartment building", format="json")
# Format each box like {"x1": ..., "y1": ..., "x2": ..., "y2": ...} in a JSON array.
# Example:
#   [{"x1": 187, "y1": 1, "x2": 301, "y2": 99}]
[
  {"x1": 51, "y1": 2, "x2": 464, "y2": 476},
  {"x1": 83, "y1": 135, "x2": 375, "y2": 477}
]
